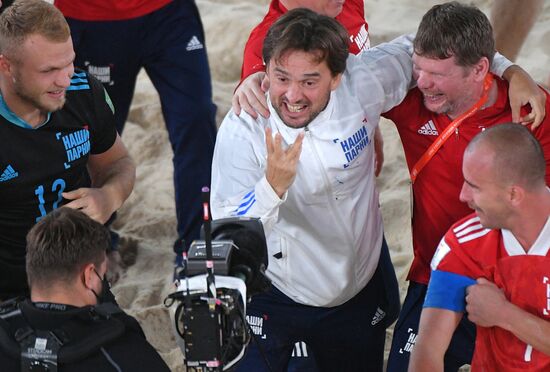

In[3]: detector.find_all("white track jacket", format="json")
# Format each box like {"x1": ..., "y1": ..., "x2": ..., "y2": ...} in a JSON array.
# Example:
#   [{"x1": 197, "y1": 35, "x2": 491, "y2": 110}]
[{"x1": 211, "y1": 37, "x2": 511, "y2": 307}]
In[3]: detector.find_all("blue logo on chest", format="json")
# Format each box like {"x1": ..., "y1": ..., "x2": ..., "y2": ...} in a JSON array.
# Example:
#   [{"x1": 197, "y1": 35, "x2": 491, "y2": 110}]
[
  {"x1": 56, "y1": 128, "x2": 91, "y2": 169},
  {"x1": 336, "y1": 125, "x2": 369, "y2": 167}
]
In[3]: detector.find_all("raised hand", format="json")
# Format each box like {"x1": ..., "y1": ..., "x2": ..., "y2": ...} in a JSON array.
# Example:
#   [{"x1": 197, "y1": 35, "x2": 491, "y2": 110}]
[{"x1": 265, "y1": 127, "x2": 304, "y2": 198}]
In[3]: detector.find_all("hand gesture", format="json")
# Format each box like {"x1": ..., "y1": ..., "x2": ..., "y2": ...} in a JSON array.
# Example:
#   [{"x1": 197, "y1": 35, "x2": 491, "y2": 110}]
[{"x1": 265, "y1": 127, "x2": 304, "y2": 198}]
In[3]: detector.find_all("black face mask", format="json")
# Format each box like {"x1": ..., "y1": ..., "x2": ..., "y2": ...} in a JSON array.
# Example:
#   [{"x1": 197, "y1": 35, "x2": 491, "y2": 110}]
[{"x1": 92, "y1": 269, "x2": 116, "y2": 304}]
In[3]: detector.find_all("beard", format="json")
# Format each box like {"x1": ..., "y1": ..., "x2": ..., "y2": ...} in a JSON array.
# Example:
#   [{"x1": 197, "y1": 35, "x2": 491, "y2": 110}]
[
  {"x1": 13, "y1": 76, "x2": 66, "y2": 113},
  {"x1": 272, "y1": 102, "x2": 320, "y2": 129},
  {"x1": 271, "y1": 91, "x2": 331, "y2": 129}
]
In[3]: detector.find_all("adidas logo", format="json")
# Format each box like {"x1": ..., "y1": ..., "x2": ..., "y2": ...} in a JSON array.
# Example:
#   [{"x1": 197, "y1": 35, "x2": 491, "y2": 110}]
[
  {"x1": 291, "y1": 341, "x2": 310, "y2": 358},
  {"x1": 0, "y1": 165, "x2": 18, "y2": 182},
  {"x1": 186, "y1": 36, "x2": 204, "y2": 51},
  {"x1": 371, "y1": 307, "x2": 386, "y2": 326},
  {"x1": 418, "y1": 120, "x2": 439, "y2": 136}
]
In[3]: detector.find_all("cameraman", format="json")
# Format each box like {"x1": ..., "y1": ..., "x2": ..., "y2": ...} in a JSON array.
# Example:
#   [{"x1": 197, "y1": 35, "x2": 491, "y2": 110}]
[
  {"x1": 0, "y1": 208, "x2": 169, "y2": 371},
  {"x1": 211, "y1": 8, "x2": 404, "y2": 371}
]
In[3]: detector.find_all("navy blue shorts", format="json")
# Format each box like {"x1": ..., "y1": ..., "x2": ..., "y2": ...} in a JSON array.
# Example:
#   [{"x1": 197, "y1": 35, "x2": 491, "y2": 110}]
[
  {"x1": 238, "y1": 238, "x2": 400, "y2": 372},
  {"x1": 386, "y1": 281, "x2": 475, "y2": 372}
]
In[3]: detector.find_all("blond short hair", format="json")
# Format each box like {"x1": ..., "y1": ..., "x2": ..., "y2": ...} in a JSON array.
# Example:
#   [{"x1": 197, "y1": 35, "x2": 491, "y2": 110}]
[{"x1": 0, "y1": 0, "x2": 70, "y2": 59}]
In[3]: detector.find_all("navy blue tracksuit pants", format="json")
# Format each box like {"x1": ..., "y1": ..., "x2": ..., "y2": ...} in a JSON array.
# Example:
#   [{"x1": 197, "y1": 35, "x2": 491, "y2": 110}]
[
  {"x1": 65, "y1": 0, "x2": 217, "y2": 250},
  {"x1": 239, "y1": 238, "x2": 400, "y2": 372}
]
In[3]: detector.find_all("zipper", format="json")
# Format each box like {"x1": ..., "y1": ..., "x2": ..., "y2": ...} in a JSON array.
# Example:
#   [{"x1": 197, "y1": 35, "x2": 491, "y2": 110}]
[{"x1": 303, "y1": 126, "x2": 355, "y2": 249}]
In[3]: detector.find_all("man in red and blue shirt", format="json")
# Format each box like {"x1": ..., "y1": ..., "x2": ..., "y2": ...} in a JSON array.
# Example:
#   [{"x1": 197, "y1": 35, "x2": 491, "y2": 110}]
[{"x1": 410, "y1": 123, "x2": 550, "y2": 372}]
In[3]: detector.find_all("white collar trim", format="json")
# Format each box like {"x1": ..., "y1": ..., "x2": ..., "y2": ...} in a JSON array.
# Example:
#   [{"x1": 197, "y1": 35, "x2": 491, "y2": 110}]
[{"x1": 502, "y1": 216, "x2": 550, "y2": 256}]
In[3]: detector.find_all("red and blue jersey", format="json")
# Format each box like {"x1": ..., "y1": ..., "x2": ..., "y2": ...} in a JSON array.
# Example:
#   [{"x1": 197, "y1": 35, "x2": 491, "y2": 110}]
[{"x1": 426, "y1": 213, "x2": 550, "y2": 371}]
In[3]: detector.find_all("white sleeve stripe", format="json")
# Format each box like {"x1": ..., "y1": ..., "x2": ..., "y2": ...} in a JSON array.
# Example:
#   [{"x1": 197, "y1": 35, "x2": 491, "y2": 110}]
[
  {"x1": 455, "y1": 223, "x2": 484, "y2": 238},
  {"x1": 431, "y1": 239, "x2": 451, "y2": 270},
  {"x1": 457, "y1": 229, "x2": 491, "y2": 243},
  {"x1": 453, "y1": 216, "x2": 481, "y2": 233}
]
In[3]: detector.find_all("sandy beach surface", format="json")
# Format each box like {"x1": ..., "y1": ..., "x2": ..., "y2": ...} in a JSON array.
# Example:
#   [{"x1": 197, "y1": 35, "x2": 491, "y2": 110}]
[{"x1": 111, "y1": 1, "x2": 550, "y2": 370}]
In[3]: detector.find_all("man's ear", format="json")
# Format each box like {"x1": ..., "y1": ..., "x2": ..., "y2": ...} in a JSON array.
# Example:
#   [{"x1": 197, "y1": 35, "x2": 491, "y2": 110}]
[
  {"x1": 509, "y1": 184, "x2": 525, "y2": 207},
  {"x1": 82, "y1": 263, "x2": 96, "y2": 290},
  {"x1": 330, "y1": 72, "x2": 343, "y2": 91},
  {"x1": 0, "y1": 54, "x2": 13, "y2": 76},
  {"x1": 471, "y1": 57, "x2": 490, "y2": 83}
]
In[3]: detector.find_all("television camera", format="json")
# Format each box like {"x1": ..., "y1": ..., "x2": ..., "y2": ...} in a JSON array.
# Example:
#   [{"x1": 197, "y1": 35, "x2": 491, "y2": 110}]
[{"x1": 165, "y1": 188, "x2": 270, "y2": 371}]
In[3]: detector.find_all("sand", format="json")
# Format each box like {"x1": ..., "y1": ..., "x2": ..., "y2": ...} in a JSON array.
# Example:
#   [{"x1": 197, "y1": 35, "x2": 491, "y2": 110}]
[{"x1": 110, "y1": 1, "x2": 550, "y2": 370}]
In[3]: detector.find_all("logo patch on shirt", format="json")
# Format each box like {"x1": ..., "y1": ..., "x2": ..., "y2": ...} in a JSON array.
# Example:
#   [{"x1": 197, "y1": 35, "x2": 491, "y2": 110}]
[
  {"x1": 334, "y1": 124, "x2": 370, "y2": 168},
  {"x1": 371, "y1": 307, "x2": 386, "y2": 326},
  {"x1": 186, "y1": 36, "x2": 204, "y2": 51},
  {"x1": 246, "y1": 315, "x2": 267, "y2": 339},
  {"x1": 84, "y1": 62, "x2": 114, "y2": 86},
  {"x1": 417, "y1": 120, "x2": 439, "y2": 136},
  {"x1": 56, "y1": 127, "x2": 91, "y2": 169},
  {"x1": 291, "y1": 341, "x2": 310, "y2": 358},
  {"x1": 0, "y1": 164, "x2": 18, "y2": 182},
  {"x1": 398, "y1": 328, "x2": 417, "y2": 354},
  {"x1": 351, "y1": 24, "x2": 370, "y2": 53}
]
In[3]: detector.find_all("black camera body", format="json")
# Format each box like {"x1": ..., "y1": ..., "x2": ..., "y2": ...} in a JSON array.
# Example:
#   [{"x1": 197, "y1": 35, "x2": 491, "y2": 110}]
[{"x1": 166, "y1": 216, "x2": 270, "y2": 371}]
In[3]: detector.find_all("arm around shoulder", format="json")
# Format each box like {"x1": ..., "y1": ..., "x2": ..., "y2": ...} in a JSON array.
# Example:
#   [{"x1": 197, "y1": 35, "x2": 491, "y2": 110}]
[{"x1": 352, "y1": 34, "x2": 414, "y2": 113}]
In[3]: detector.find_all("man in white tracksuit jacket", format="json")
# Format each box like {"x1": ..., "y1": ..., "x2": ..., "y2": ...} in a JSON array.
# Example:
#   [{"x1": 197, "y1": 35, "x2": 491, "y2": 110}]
[{"x1": 211, "y1": 9, "x2": 409, "y2": 371}]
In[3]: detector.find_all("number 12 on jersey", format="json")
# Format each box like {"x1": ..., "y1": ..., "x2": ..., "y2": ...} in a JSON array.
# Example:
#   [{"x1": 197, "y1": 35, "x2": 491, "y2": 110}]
[{"x1": 35, "y1": 179, "x2": 66, "y2": 222}]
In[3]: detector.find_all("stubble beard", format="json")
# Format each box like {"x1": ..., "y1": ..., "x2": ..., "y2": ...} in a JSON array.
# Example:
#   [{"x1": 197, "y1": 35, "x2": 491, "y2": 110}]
[{"x1": 13, "y1": 77, "x2": 66, "y2": 114}]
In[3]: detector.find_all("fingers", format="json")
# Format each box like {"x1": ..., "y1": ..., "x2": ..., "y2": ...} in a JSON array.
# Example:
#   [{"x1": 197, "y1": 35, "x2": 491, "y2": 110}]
[
  {"x1": 62, "y1": 189, "x2": 105, "y2": 222},
  {"x1": 246, "y1": 85, "x2": 269, "y2": 118},
  {"x1": 524, "y1": 91, "x2": 546, "y2": 129},
  {"x1": 265, "y1": 128, "x2": 303, "y2": 159},
  {"x1": 513, "y1": 101, "x2": 543, "y2": 129},
  {"x1": 273, "y1": 132, "x2": 283, "y2": 159},
  {"x1": 231, "y1": 91, "x2": 243, "y2": 117},
  {"x1": 233, "y1": 72, "x2": 270, "y2": 119},
  {"x1": 261, "y1": 74, "x2": 270, "y2": 93},
  {"x1": 62, "y1": 188, "x2": 85, "y2": 200},
  {"x1": 476, "y1": 277, "x2": 490, "y2": 285},
  {"x1": 62, "y1": 189, "x2": 89, "y2": 213},
  {"x1": 233, "y1": 86, "x2": 258, "y2": 120},
  {"x1": 63, "y1": 199, "x2": 86, "y2": 211},
  {"x1": 519, "y1": 112, "x2": 536, "y2": 125},
  {"x1": 265, "y1": 128, "x2": 283, "y2": 158},
  {"x1": 265, "y1": 127, "x2": 274, "y2": 155},
  {"x1": 287, "y1": 132, "x2": 304, "y2": 160},
  {"x1": 510, "y1": 97, "x2": 521, "y2": 124}
]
